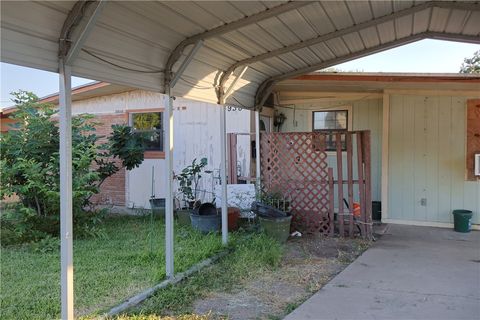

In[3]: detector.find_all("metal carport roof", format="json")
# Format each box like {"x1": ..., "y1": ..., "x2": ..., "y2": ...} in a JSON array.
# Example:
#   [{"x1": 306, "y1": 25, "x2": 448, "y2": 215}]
[
  {"x1": 1, "y1": 2, "x2": 480, "y2": 318},
  {"x1": 2, "y1": 1, "x2": 479, "y2": 109}
]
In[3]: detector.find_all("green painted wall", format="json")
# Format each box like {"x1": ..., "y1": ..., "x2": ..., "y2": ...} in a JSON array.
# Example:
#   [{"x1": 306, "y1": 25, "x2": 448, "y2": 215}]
[{"x1": 388, "y1": 95, "x2": 480, "y2": 224}]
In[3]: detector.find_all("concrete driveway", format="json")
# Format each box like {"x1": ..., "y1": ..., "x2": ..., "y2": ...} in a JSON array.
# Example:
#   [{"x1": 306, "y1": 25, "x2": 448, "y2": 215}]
[{"x1": 284, "y1": 224, "x2": 480, "y2": 320}]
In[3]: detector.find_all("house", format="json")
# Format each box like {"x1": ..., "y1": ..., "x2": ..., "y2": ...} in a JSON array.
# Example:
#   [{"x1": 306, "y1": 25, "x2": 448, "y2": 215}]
[
  {"x1": 3, "y1": 72, "x2": 479, "y2": 230},
  {"x1": 1, "y1": 81, "x2": 254, "y2": 211},
  {"x1": 268, "y1": 72, "x2": 480, "y2": 229}
]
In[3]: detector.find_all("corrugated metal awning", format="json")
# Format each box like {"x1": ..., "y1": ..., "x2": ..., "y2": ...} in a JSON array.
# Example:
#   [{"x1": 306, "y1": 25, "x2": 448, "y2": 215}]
[{"x1": 1, "y1": 1, "x2": 479, "y2": 108}]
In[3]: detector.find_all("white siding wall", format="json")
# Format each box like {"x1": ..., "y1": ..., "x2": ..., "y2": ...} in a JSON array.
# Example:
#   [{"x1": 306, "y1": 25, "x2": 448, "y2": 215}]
[
  {"x1": 275, "y1": 98, "x2": 383, "y2": 201},
  {"x1": 71, "y1": 90, "x2": 251, "y2": 209},
  {"x1": 388, "y1": 95, "x2": 480, "y2": 225}
]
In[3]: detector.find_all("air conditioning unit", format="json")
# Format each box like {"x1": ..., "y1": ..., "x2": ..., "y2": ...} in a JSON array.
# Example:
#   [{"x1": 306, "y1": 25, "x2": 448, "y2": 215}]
[{"x1": 475, "y1": 154, "x2": 480, "y2": 176}]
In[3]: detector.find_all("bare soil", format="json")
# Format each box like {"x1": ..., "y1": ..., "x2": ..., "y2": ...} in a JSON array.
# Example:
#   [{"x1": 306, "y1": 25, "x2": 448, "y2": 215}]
[{"x1": 193, "y1": 235, "x2": 370, "y2": 320}]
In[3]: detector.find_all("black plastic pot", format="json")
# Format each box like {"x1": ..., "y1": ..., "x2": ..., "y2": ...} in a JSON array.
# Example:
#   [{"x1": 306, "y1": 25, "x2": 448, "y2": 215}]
[{"x1": 251, "y1": 201, "x2": 288, "y2": 218}]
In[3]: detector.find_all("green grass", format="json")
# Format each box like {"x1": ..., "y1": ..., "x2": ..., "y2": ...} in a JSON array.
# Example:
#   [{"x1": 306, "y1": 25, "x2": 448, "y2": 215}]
[
  {"x1": 1, "y1": 215, "x2": 227, "y2": 319},
  {"x1": 119, "y1": 231, "x2": 284, "y2": 318}
]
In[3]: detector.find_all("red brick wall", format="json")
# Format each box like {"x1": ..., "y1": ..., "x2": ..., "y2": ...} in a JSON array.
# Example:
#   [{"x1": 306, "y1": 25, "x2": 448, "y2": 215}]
[{"x1": 90, "y1": 113, "x2": 128, "y2": 206}]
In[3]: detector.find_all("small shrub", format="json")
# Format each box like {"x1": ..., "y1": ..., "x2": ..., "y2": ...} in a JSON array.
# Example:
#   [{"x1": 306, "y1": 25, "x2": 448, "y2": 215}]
[{"x1": 0, "y1": 91, "x2": 146, "y2": 243}]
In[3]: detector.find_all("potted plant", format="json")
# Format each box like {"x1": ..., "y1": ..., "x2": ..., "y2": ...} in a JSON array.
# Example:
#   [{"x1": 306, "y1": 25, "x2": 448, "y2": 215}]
[
  {"x1": 252, "y1": 190, "x2": 292, "y2": 243},
  {"x1": 174, "y1": 158, "x2": 207, "y2": 226}
]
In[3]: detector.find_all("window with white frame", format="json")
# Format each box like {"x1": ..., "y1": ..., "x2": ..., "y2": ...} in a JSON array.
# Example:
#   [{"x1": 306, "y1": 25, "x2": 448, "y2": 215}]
[
  {"x1": 130, "y1": 112, "x2": 163, "y2": 151},
  {"x1": 312, "y1": 109, "x2": 349, "y2": 151}
]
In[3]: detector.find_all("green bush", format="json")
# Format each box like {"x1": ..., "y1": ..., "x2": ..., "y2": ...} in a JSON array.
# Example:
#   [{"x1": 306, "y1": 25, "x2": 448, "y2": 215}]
[{"x1": 0, "y1": 91, "x2": 145, "y2": 244}]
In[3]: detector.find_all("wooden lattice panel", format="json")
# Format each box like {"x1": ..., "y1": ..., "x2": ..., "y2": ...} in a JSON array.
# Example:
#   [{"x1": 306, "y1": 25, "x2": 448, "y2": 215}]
[{"x1": 261, "y1": 132, "x2": 331, "y2": 234}]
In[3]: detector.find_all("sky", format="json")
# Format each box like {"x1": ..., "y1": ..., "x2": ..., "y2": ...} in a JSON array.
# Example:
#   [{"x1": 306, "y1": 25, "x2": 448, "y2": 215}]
[{"x1": 1, "y1": 39, "x2": 479, "y2": 108}]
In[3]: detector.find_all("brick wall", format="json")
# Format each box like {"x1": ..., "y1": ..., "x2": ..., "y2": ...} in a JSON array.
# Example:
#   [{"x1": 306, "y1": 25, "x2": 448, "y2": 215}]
[{"x1": 90, "y1": 113, "x2": 128, "y2": 206}]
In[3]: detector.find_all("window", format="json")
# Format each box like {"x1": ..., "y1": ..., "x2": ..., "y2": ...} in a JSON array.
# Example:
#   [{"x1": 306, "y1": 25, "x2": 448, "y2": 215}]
[
  {"x1": 312, "y1": 110, "x2": 349, "y2": 151},
  {"x1": 313, "y1": 110, "x2": 348, "y2": 131},
  {"x1": 130, "y1": 112, "x2": 163, "y2": 151}
]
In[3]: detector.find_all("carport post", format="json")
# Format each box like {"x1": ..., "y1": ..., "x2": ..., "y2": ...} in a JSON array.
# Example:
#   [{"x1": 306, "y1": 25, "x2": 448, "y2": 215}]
[
  {"x1": 220, "y1": 105, "x2": 228, "y2": 245},
  {"x1": 255, "y1": 111, "x2": 261, "y2": 190},
  {"x1": 59, "y1": 59, "x2": 74, "y2": 320},
  {"x1": 164, "y1": 90, "x2": 174, "y2": 278}
]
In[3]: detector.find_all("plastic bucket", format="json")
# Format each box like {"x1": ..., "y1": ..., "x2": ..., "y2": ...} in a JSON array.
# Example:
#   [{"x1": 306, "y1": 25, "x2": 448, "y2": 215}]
[
  {"x1": 190, "y1": 213, "x2": 221, "y2": 233},
  {"x1": 175, "y1": 209, "x2": 191, "y2": 226},
  {"x1": 149, "y1": 198, "x2": 165, "y2": 217},
  {"x1": 452, "y1": 210, "x2": 473, "y2": 233},
  {"x1": 259, "y1": 215, "x2": 292, "y2": 243}
]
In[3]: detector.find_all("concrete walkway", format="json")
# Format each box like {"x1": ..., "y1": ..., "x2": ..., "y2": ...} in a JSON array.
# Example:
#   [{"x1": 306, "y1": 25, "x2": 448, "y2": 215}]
[{"x1": 284, "y1": 224, "x2": 480, "y2": 320}]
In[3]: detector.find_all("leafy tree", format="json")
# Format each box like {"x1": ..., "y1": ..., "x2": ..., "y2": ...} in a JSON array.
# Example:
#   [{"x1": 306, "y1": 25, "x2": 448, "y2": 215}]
[
  {"x1": 460, "y1": 50, "x2": 480, "y2": 74},
  {"x1": 0, "y1": 90, "x2": 145, "y2": 242}
]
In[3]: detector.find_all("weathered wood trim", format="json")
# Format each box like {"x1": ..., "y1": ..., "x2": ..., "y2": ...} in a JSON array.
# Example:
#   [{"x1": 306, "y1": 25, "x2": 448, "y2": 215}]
[
  {"x1": 346, "y1": 133, "x2": 354, "y2": 238},
  {"x1": 228, "y1": 133, "x2": 238, "y2": 184},
  {"x1": 144, "y1": 151, "x2": 165, "y2": 159},
  {"x1": 356, "y1": 133, "x2": 366, "y2": 237},
  {"x1": 328, "y1": 168, "x2": 335, "y2": 237},
  {"x1": 362, "y1": 131, "x2": 373, "y2": 237},
  {"x1": 336, "y1": 132, "x2": 345, "y2": 237},
  {"x1": 294, "y1": 74, "x2": 480, "y2": 83},
  {"x1": 384, "y1": 89, "x2": 480, "y2": 97},
  {"x1": 466, "y1": 99, "x2": 480, "y2": 181}
]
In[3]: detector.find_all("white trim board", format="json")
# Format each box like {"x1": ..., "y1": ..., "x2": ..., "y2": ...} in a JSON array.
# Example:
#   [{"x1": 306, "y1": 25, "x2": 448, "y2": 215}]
[
  {"x1": 381, "y1": 92, "x2": 390, "y2": 220},
  {"x1": 383, "y1": 219, "x2": 480, "y2": 231}
]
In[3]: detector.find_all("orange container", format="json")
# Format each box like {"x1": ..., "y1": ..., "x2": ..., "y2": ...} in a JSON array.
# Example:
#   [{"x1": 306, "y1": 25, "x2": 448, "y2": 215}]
[{"x1": 353, "y1": 202, "x2": 361, "y2": 217}]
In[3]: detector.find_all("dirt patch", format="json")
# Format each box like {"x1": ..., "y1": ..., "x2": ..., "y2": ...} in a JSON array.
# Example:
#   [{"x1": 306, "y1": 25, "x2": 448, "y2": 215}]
[{"x1": 193, "y1": 235, "x2": 370, "y2": 320}]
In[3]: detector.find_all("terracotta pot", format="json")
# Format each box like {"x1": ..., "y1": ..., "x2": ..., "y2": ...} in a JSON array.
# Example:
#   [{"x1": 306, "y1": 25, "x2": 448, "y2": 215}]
[
  {"x1": 215, "y1": 207, "x2": 241, "y2": 231},
  {"x1": 228, "y1": 207, "x2": 241, "y2": 231}
]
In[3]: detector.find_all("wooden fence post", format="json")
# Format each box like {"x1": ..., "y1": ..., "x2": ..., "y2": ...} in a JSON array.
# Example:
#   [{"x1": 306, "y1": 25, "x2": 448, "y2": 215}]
[
  {"x1": 362, "y1": 131, "x2": 372, "y2": 239},
  {"x1": 335, "y1": 132, "x2": 344, "y2": 237},
  {"x1": 346, "y1": 133, "x2": 354, "y2": 238},
  {"x1": 328, "y1": 168, "x2": 335, "y2": 237},
  {"x1": 356, "y1": 132, "x2": 367, "y2": 238}
]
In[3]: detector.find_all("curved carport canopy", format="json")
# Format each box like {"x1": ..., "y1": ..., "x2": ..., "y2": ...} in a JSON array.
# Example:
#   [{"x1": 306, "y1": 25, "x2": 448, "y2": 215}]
[
  {"x1": 1, "y1": 1, "x2": 479, "y2": 319},
  {"x1": 2, "y1": 1, "x2": 480, "y2": 108}
]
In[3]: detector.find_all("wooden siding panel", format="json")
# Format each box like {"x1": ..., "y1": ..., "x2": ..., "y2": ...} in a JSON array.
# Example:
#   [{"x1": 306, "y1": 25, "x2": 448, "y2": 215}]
[
  {"x1": 402, "y1": 95, "x2": 416, "y2": 221},
  {"x1": 425, "y1": 96, "x2": 439, "y2": 223},
  {"x1": 389, "y1": 95, "x2": 480, "y2": 225},
  {"x1": 388, "y1": 95, "x2": 405, "y2": 220},
  {"x1": 437, "y1": 97, "x2": 453, "y2": 223},
  {"x1": 450, "y1": 97, "x2": 466, "y2": 223},
  {"x1": 413, "y1": 96, "x2": 427, "y2": 221},
  {"x1": 352, "y1": 99, "x2": 382, "y2": 201}
]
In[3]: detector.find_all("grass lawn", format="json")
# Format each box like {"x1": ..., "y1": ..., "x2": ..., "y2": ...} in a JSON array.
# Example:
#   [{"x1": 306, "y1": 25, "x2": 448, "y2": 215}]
[
  {"x1": 1, "y1": 215, "x2": 228, "y2": 319},
  {"x1": 113, "y1": 230, "x2": 284, "y2": 319}
]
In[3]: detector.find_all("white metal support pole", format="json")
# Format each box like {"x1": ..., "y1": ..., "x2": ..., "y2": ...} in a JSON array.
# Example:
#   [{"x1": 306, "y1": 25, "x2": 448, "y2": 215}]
[
  {"x1": 255, "y1": 111, "x2": 261, "y2": 192},
  {"x1": 220, "y1": 105, "x2": 228, "y2": 245},
  {"x1": 164, "y1": 89, "x2": 174, "y2": 278},
  {"x1": 59, "y1": 59, "x2": 74, "y2": 320}
]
